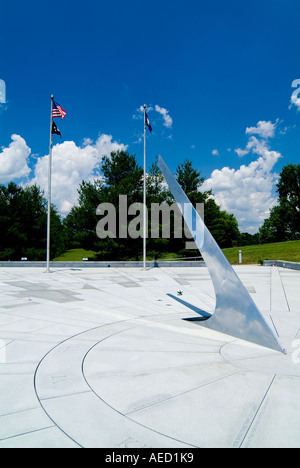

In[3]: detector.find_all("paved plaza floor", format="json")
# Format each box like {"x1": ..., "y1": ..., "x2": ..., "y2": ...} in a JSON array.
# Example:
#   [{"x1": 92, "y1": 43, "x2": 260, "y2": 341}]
[{"x1": 0, "y1": 265, "x2": 299, "y2": 448}]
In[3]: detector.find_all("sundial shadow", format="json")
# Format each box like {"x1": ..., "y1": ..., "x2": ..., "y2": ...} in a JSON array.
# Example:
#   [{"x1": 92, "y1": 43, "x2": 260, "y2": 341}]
[{"x1": 167, "y1": 293, "x2": 212, "y2": 322}]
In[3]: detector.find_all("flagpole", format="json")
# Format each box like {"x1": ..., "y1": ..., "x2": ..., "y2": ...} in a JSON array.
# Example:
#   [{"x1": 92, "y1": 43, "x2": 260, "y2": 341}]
[
  {"x1": 46, "y1": 95, "x2": 54, "y2": 273},
  {"x1": 143, "y1": 104, "x2": 147, "y2": 271}
]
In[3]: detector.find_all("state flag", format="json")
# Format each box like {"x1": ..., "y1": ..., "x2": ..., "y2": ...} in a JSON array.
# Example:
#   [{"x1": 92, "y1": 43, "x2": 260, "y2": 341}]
[{"x1": 145, "y1": 112, "x2": 152, "y2": 132}]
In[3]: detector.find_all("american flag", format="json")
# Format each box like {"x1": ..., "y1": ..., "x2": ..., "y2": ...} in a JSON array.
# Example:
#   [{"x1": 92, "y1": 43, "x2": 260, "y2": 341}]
[{"x1": 52, "y1": 101, "x2": 67, "y2": 119}]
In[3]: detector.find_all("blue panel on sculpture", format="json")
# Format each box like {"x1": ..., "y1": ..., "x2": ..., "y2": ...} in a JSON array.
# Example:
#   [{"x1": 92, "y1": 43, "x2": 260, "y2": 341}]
[{"x1": 158, "y1": 156, "x2": 284, "y2": 353}]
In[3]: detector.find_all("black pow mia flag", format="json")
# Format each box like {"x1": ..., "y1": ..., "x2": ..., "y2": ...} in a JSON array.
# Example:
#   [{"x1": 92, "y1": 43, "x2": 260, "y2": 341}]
[{"x1": 52, "y1": 120, "x2": 61, "y2": 138}]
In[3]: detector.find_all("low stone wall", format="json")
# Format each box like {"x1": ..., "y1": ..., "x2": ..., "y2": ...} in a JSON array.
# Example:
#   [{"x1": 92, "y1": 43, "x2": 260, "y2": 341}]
[{"x1": 263, "y1": 260, "x2": 300, "y2": 271}]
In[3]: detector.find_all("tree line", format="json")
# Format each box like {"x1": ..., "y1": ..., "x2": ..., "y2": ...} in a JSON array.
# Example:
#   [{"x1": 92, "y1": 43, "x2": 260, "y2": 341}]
[
  {"x1": 0, "y1": 152, "x2": 299, "y2": 261},
  {"x1": 259, "y1": 164, "x2": 300, "y2": 243},
  {"x1": 0, "y1": 183, "x2": 64, "y2": 261}
]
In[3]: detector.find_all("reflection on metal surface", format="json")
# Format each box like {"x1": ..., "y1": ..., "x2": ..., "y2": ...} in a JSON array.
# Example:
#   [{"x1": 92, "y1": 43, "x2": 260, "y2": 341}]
[{"x1": 158, "y1": 156, "x2": 284, "y2": 353}]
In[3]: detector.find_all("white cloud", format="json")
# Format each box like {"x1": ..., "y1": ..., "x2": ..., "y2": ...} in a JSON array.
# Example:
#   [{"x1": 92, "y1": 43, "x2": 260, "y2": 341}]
[
  {"x1": 235, "y1": 136, "x2": 263, "y2": 158},
  {"x1": 30, "y1": 134, "x2": 127, "y2": 215},
  {"x1": 133, "y1": 105, "x2": 153, "y2": 120},
  {"x1": 245, "y1": 119, "x2": 278, "y2": 139},
  {"x1": 82, "y1": 137, "x2": 94, "y2": 146},
  {"x1": 142, "y1": 105, "x2": 153, "y2": 113},
  {"x1": 235, "y1": 147, "x2": 250, "y2": 158},
  {"x1": 212, "y1": 149, "x2": 220, "y2": 156},
  {"x1": 0, "y1": 134, "x2": 31, "y2": 183},
  {"x1": 155, "y1": 105, "x2": 173, "y2": 128},
  {"x1": 235, "y1": 120, "x2": 278, "y2": 157},
  {"x1": 133, "y1": 105, "x2": 173, "y2": 135},
  {"x1": 203, "y1": 133, "x2": 282, "y2": 233}
]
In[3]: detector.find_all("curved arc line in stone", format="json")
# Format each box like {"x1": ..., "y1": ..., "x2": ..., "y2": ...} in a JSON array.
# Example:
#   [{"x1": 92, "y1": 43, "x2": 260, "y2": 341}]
[{"x1": 158, "y1": 155, "x2": 284, "y2": 353}]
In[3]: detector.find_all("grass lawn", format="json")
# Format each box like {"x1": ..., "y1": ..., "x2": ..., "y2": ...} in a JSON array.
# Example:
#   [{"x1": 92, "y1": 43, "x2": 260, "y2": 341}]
[
  {"x1": 54, "y1": 240, "x2": 300, "y2": 265},
  {"x1": 222, "y1": 240, "x2": 300, "y2": 265},
  {"x1": 54, "y1": 249, "x2": 97, "y2": 261}
]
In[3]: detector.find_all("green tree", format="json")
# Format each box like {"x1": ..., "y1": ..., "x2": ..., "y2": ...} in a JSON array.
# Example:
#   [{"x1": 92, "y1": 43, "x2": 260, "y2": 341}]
[
  {"x1": 176, "y1": 159, "x2": 205, "y2": 194},
  {"x1": 64, "y1": 180, "x2": 104, "y2": 251},
  {"x1": 0, "y1": 183, "x2": 64, "y2": 260},
  {"x1": 239, "y1": 232, "x2": 260, "y2": 246},
  {"x1": 99, "y1": 151, "x2": 144, "y2": 259},
  {"x1": 175, "y1": 159, "x2": 240, "y2": 249},
  {"x1": 212, "y1": 211, "x2": 240, "y2": 248},
  {"x1": 276, "y1": 164, "x2": 300, "y2": 238},
  {"x1": 64, "y1": 151, "x2": 145, "y2": 260},
  {"x1": 145, "y1": 157, "x2": 172, "y2": 259},
  {"x1": 146, "y1": 156, "x2": 171, "y2": 205},
  {"x1": 198, "y1": 198, "x2": 240, "y2": 248},
  {"x1": 101, "y1": 150, "x2": 143, "y2": 205},
  {"x1": 64, "y1": 154, "x2": 242, "y2": 260},
  {"x1": 259, "y1": 205, "x2": 292, "y2": 244},
  {"x1": 259, "y1": 164, "x2": 300, "y2": 243}
]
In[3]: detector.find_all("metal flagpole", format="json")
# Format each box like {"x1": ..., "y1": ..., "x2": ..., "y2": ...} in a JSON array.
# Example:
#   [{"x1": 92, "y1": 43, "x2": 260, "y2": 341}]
[
  {"x1": 46, "y1": 95, "x2": 54, "y2": 273},
  {"x1": 143, "y1": 104, "x2": 147, "y2": 271}
]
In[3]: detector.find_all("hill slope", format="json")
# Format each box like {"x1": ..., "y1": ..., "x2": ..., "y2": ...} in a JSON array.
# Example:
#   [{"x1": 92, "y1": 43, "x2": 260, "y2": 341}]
[
  {"x1": 54, "y1": 241, "x2": 300, "y2": 265},
  {"x1": 222, "y1": 240, "x2": 300, "y2": 265}
]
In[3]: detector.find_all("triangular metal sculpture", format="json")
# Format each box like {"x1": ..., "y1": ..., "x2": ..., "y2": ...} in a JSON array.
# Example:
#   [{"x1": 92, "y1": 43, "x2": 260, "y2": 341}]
[{"x1": 158, "y1": 156, "x2": 284, "y2": 353}]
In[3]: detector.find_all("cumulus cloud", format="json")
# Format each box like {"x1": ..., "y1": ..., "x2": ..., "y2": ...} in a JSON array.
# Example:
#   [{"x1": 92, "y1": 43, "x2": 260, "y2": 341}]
[
  {"x1": 132, "y1": 105, "x2": 153, "y2": 120},
  {"x1": 235, "y1": 136, "x2": 265, "y2": 158},
  {"x1": 30, "y1": 134, "x2": 127, "y2": 214},
  {"x1": 235, "y1": 120, "x2": 278, "y2": 157},
  {"x1": 132, "y1": 105, "x2": 173, "y2": 135},
  {"x1": 212, "y1": 149, "x2": 220, "y2": 156},
  {"x1": 155, "y1": 105, "x2": 173, "y2": 128},
  {"x1": 245, "y1": 120, "x2": 278, "y2": 139},
  {"x1": 203, "y1": 126, "x2": 282, "y2": 233},
  {"x1": 0, "y1": 135, "x2": 31, "y2": 183}
]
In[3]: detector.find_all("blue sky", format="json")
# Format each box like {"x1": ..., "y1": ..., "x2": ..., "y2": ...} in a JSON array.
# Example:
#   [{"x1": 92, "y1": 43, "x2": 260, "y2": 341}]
[{"x1": 1, "y1": 0, "x2": 300, "y2": 232}]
